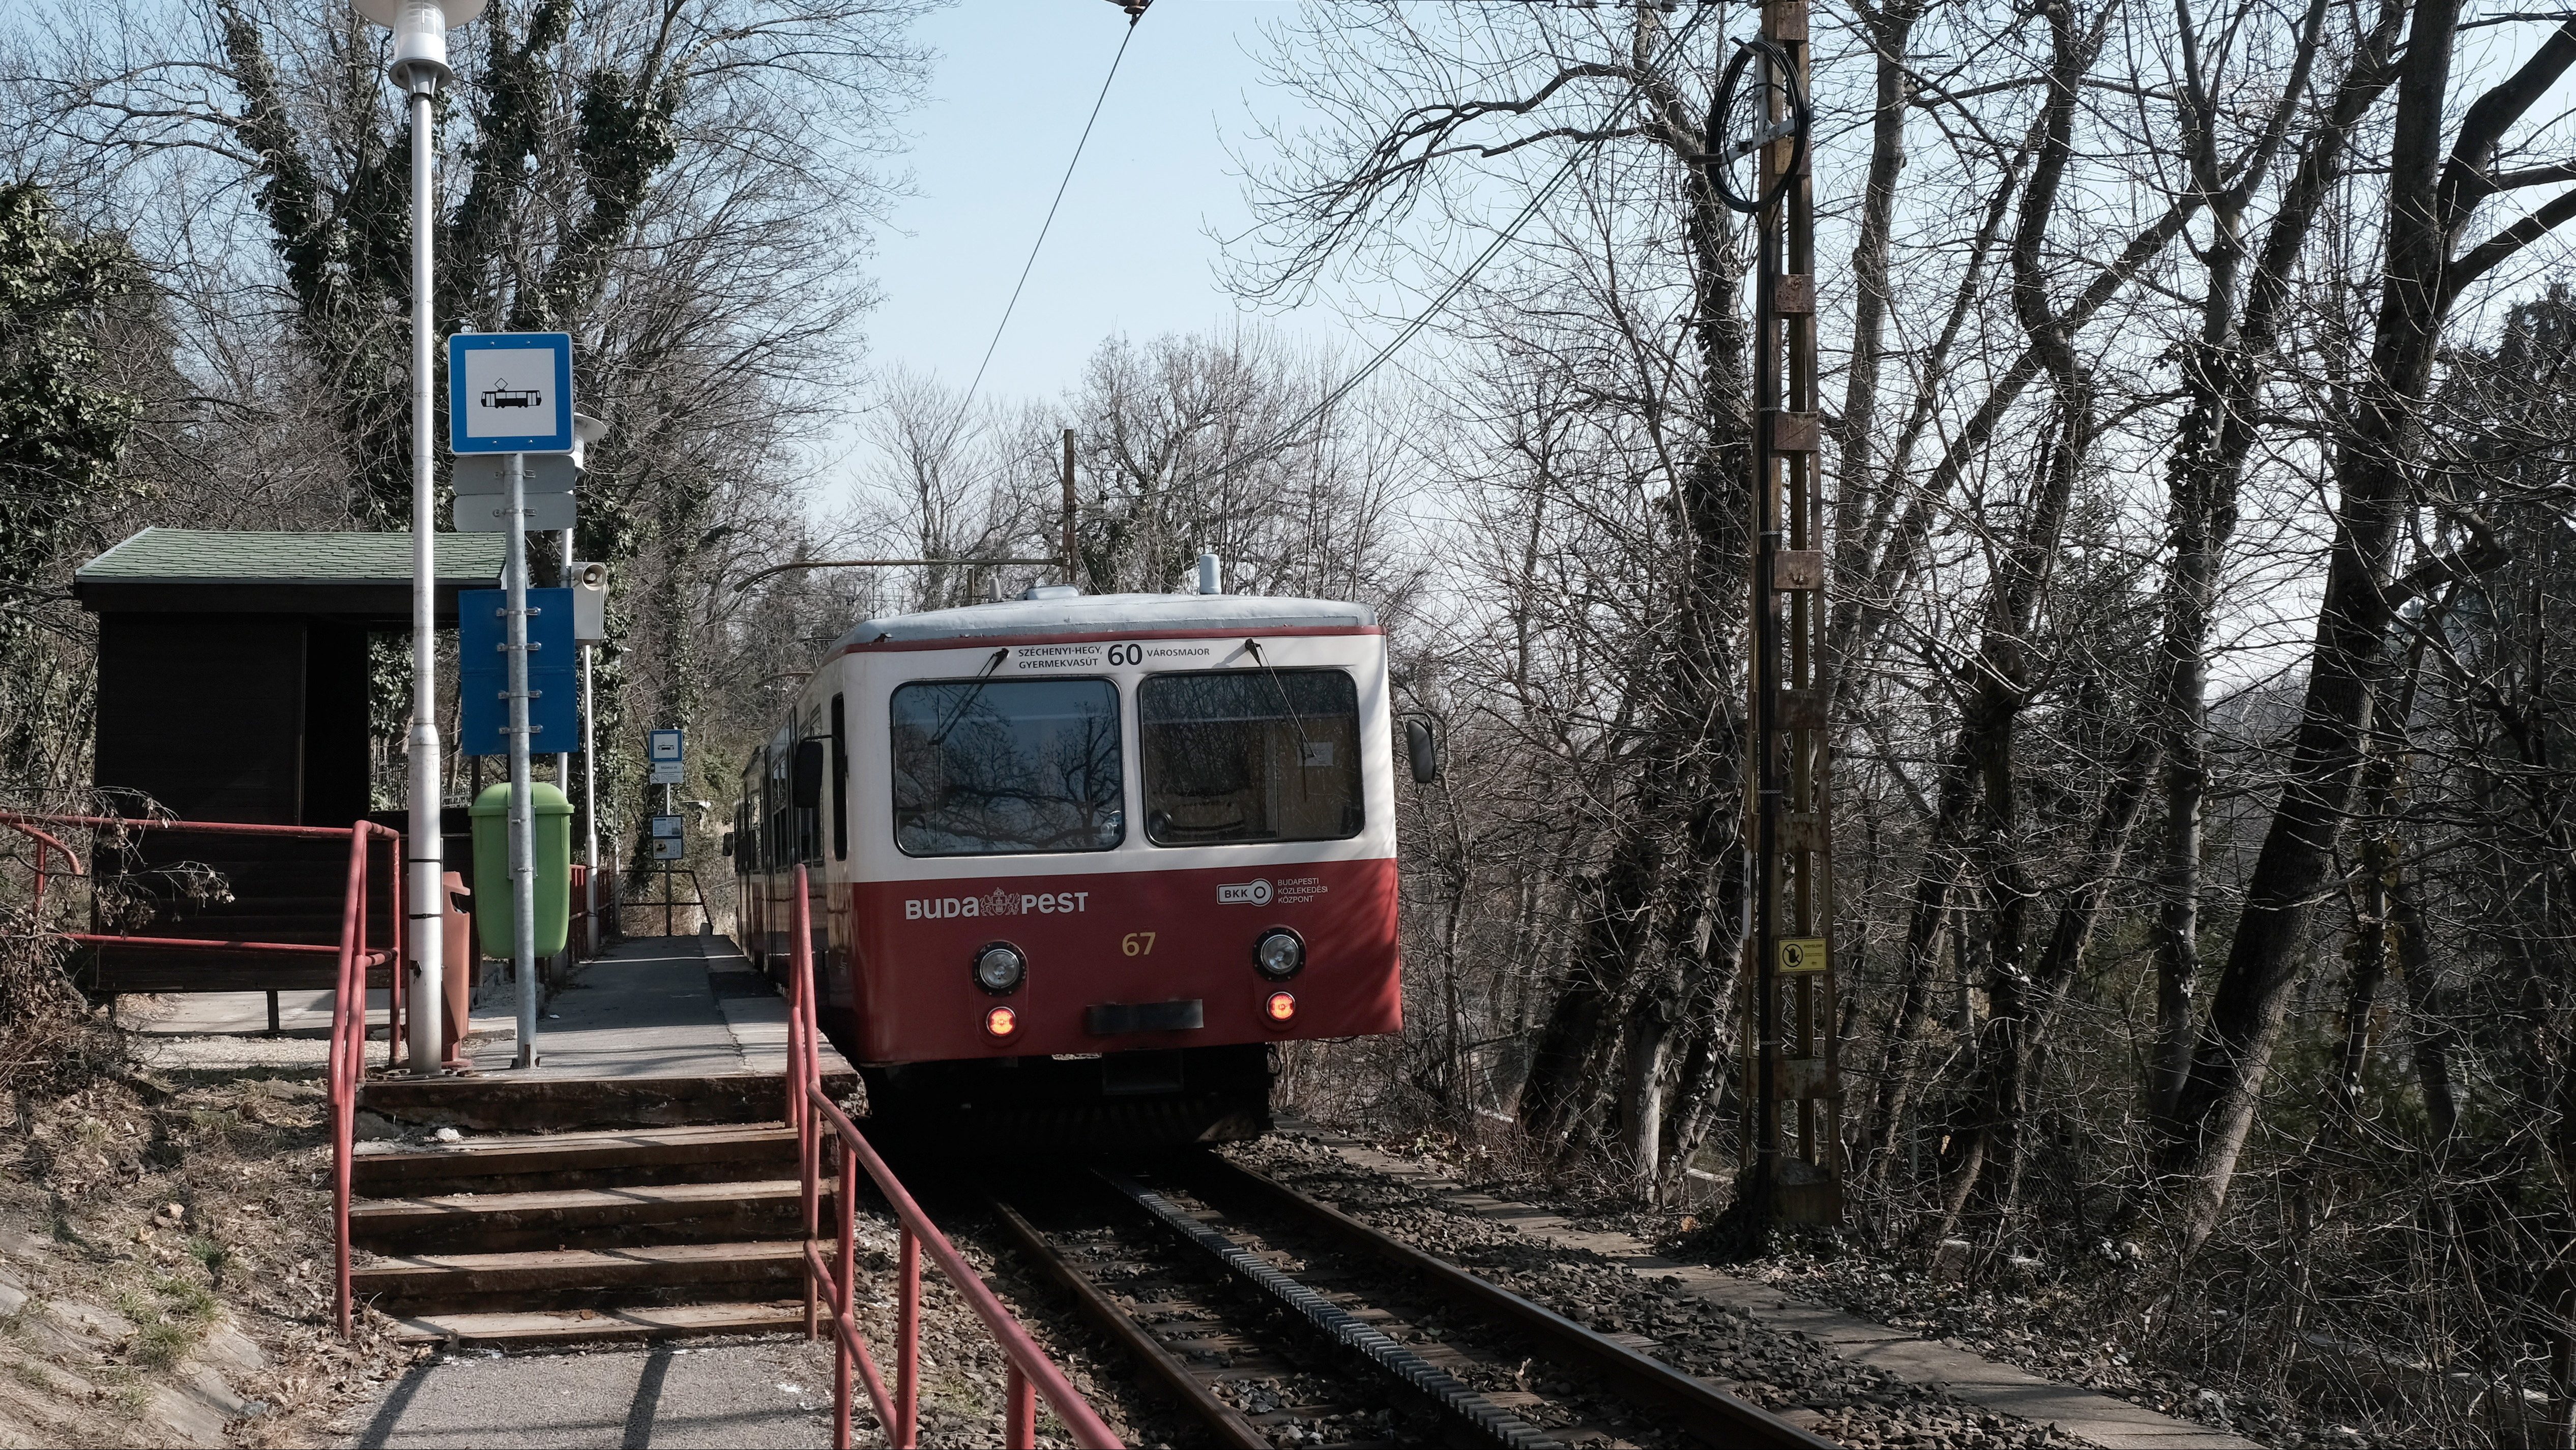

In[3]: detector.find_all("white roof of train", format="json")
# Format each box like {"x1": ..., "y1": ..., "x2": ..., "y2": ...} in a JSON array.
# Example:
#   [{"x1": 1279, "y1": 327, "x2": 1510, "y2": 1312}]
[{"x1": 828, "y1": 591, "x2": 1377, "y2": 652}]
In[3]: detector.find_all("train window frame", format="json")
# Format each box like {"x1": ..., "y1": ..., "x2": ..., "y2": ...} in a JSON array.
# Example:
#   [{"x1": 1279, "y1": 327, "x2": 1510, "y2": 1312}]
[
  {"x1": 1137, "y1": 666, "x2": 1365, "y2": 848},
  {"x1": 799, "y1": 704, "x2": 826, "y2": 866},
  {"x1": 830, "y1": 693, "x2": 850, "y2": 862},
  {"x1": 767, "y1": 738, "x2": 792, "y2": 868},
  {"x1": 888, "y1": 675, "x2": 1126, "y2": 858}
]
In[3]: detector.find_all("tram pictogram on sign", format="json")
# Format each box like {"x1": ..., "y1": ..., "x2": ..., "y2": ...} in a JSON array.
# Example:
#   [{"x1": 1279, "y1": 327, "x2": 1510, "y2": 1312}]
[{"x1": 448, "y1": 332, "x2": 575, "y2": 454}]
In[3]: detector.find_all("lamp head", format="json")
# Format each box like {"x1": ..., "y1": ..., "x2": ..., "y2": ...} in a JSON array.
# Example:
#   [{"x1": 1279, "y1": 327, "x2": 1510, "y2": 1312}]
[
  {"x1": 355, "y1": 0, "x2": 487, "y2": 91},
  {"x1": 571, "y1": 411, "x2": 609, "y2": 469}
]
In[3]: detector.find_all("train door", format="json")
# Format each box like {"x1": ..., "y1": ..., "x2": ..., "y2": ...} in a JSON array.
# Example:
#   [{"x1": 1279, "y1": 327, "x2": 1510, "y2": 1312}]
[
  {"x1": 735, "y1": 763, "x2": 762, "y2": 965},
  {"x1": 765, "y1": 729, "x2": 793, "y2": 970},
  {"x1": 824, "y1": 690, "x2": 852, "y2": 1016},
  {"x1": 794, "y1": 699, "x2": 827, "y2": 999}
]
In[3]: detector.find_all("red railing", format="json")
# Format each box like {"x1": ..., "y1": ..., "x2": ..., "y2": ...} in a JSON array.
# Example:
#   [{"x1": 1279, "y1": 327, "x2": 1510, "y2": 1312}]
[
  {"x1": 324, "y1": 822, "x2": 401, "y2": 1337},
  {"x1": 0, "y1": 811, "x2": 402, "y2": 1338},
  {"x1": 784, "y1": 864, "x2": 1122, "y2": 1450}
]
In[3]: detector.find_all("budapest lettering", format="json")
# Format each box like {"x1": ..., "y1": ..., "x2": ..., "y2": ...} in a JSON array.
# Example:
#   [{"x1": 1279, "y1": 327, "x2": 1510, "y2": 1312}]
[{"x1": 904, "y1": 887, "x2": 1091, "y2": 920}]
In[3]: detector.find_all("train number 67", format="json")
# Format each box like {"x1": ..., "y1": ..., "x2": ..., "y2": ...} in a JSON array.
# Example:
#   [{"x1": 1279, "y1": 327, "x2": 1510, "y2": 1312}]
[{"x1": 1121, "y1": 932, "x2": 1156, "y2": 956}]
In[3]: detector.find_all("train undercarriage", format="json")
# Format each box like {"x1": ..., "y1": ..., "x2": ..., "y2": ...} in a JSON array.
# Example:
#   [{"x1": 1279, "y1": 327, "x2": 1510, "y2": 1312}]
[{"x1": 857, "y1": 1042, "x2": 1274, "y2": 1155}]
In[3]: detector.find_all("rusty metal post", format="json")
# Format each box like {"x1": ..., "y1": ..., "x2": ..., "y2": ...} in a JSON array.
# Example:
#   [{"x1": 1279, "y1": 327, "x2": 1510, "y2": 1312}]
[
  {"x1": 1740, "y1": 0, "x2": 1842, "y2": 1227},
  {"x1": 1061, "y1": 428, "x2": 1080, "y2": 588},
  {"x1": 1006, "y1": 1364, "x2": 1036, "y2": 1448},
  {"x1": 897, "y1": 1229, "x2": 921, "y2": 1447},
  {"x1": 836, "y1": 1138, "x2": 858, "y2": 1449}
]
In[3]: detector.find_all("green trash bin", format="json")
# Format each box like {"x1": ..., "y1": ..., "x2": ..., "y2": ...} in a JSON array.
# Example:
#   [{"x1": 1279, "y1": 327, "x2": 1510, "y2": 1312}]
[{"x1": 470, "y1": 782, "x2": 572, "y2": 957}]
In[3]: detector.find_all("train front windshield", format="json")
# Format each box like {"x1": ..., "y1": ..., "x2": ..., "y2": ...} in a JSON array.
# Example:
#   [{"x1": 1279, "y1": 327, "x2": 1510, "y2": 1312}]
[
  {"x1": 1141, "y1": 669, "x2": 1362, "y2": 845},
  {"x1": 890, "y1": 678, "x2": 1124, "y2": 855}
]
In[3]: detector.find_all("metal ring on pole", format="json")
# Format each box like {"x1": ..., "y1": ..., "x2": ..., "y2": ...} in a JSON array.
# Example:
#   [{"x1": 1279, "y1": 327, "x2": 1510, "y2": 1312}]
[{"x1": 1710, "y1": 38, "x2": 1809, "y2": 215}]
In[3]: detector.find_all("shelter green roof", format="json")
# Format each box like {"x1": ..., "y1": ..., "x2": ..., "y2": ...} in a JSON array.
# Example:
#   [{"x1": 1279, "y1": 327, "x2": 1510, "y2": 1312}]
[
  {"x1": 73, "y1": 528, "x2": 508, "y2": 622},
  {"x1": 76, "y1": 528, "x2": 505, "y2": 585}
]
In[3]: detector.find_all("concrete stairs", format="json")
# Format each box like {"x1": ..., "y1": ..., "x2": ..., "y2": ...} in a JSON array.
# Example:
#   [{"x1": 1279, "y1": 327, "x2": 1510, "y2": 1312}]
[{"x1": 352, "y1": 1122, "x2": 831, "y2": 1348}]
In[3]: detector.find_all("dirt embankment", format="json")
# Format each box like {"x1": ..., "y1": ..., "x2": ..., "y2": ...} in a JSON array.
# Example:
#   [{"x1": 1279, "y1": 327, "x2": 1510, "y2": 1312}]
[{"x1": 2, "y1": 1043, "x2": 418, "y2": 1448}]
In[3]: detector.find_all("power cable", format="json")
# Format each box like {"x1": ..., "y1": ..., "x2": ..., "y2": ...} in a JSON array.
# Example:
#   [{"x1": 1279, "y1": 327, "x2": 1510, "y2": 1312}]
[
  {"x1": 961, "y1": 18, "x2": 1143, "y2": 412},
  {"x1": 1171, "y1": 5, "x2": 1718, "y2": 492}
]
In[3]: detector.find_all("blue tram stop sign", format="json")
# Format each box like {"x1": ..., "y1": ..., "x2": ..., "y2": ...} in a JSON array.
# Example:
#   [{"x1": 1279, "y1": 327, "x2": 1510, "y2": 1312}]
[{"x1": 449, "y1": 332, "x2": 575, "y2": 455}]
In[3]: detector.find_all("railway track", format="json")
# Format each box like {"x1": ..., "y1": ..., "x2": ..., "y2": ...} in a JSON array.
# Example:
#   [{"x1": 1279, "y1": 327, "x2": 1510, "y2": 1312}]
[{"x1": 991, "y1": 1154, "x2": 1840, "y2": 1450}]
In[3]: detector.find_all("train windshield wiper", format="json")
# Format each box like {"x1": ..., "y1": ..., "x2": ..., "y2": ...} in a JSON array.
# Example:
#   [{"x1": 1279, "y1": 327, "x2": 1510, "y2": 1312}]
[
  {"x1": 1244, "y1": 639, "x2": 1317, "y2": 793},
  {"x1": 927, "y1": 648, "x2": 1010, "y2": 748}
]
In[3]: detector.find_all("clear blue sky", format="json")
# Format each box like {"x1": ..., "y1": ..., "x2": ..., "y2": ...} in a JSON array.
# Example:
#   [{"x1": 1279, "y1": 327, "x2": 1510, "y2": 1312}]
[{"x1": 856, "y1": 0, "x2": 1321, "y2": 416}]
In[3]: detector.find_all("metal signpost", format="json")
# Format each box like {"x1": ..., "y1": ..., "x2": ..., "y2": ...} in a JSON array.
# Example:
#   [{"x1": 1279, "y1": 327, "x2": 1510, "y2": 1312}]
[
  {"x1": 451, "y1": 331, "x2": 576, "y2": 1070},
  {"x1": 1720, "y1": 4, "x2": 1841, "y2": 1226},
  {"x1": 572, "y1": 563, "x2": 608, "y2": 955},
  {"x1": 359, "y1": 0, "x2": 485, "y2": 1079},
  {"x1": 649, "y1": 730, "x2": 686, "y2": 932}
]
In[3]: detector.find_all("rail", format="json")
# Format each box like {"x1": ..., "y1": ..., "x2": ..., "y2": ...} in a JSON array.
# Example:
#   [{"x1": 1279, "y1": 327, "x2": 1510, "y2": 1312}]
[
  {"x1": 783, "y1": 863, "x2": 1122, "y2": 1449},
  {"x1": 1196, "y1": 1156, "x2": 1846, "y2": 1450},
  {"x1": 0, "y1": 811, "x2": 403, "y2": 1339}
]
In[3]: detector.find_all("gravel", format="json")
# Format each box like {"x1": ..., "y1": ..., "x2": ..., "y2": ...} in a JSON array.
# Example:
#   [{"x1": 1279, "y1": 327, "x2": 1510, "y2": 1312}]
[{"x1": 1219, "y1": 1135, "x2": 2085, "y2": 1450}]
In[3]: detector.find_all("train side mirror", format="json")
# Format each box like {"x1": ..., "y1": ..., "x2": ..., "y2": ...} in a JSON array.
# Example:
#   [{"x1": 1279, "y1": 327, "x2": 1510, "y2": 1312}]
[
  {"x1": 1405, "y1": 718, "x2": 1441, "y2": 785},
  {"x1": 719, "y1": 831, "x2": 735, "y2": 857},
  {"x1": 791, "y1": 738, "x2": 826, "y2": 809}
]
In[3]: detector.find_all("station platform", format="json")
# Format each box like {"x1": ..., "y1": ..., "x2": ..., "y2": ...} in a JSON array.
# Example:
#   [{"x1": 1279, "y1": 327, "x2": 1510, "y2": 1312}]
[
  {"x1": 353, "y1": 934, "x2": 855, "y2": 1132},
  {"x1": 121, "y1": 935, "x2": 851, "y2": 1114}
]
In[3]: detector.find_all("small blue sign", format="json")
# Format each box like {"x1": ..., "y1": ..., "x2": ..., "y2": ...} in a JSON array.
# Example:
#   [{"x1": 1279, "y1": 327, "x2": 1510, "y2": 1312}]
[
  {"x1": 459, "y1": 587, "x2": 579, "y2": 755},
  {"x1": 448, "y1": 332, "x2": 575, "y2": 455}
]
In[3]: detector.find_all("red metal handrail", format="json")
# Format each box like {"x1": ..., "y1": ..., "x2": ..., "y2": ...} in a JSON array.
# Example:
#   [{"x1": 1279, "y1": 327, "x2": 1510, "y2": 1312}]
[
  {"x1": 323, "y1": 822, "x2": 403, "y2": 1337},
  {"x1": 0, "y1": 810, "x2": 402, "y2": 1339},
  {"x1": 0, "y1": 812, "x2": 409, "y2": 1071},
  {"x1": 785, "y1": 864, "x2": 1122, "y2": 1450},
  {"x1": 0, "y1": 817, "x2": 80, "y2": 918}
]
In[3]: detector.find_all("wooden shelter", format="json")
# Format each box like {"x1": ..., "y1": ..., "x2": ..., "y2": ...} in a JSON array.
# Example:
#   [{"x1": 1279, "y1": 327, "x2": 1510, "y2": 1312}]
[{"x1": 70, "y1": 528, "x2": 504, "y2": 991}]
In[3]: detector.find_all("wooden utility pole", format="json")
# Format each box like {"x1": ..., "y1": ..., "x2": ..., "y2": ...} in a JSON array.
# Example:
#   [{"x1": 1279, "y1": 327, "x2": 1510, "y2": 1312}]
[
  {"x1": 1736, "y1": 0, "x2": 1841, "y2": 1226},
  {"x1": 1061, "y1": 428, "x2": 1080, "y2": 588}
]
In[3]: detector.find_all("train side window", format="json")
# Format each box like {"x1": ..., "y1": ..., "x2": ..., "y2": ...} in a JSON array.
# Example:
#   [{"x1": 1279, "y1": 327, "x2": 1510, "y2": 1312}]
[
  {"x1": 768, "y1": 744, "x2": 791, "y2": 867},
  {"x1": 890, "y1": 678, "x2": 1123, "y2": 855},
  {"x1": 830, "y1": 693, "x2": 849, "y2": 862},
  {"x1": 798, "y1": 706, "x2": 825, "y2": 866},
  {"x1": 1139, "y1": 668, "x2": 1362, "y2": 846}
]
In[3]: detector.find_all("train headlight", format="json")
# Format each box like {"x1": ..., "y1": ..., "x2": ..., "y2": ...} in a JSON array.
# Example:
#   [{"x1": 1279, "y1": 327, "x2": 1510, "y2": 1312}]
[
  {"x1": 1253, "y1": 928, "x2": 1305, "y2": 980},
  {"x1": 973, "y1": 943, "x2": 1027, "y2": 995}
]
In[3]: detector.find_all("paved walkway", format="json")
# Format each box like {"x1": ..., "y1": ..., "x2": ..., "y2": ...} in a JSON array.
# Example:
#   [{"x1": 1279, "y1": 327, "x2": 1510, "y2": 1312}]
[
  {"x1": 342, "y1": 1339, "x2": 842, "y2": 1449},
  {"x1": 1305, "y1": 1133, "x2": 2261, "y2": 1450},
  {"x1": 458, "y1": 935, "x2": 758, "y2": 1078},
  {"x1": 125, "y1": 934, "x2": 845, "y2": 1082},
  {"x1": 118, "y1": 986, "x2": 387, "y2": 1039}
]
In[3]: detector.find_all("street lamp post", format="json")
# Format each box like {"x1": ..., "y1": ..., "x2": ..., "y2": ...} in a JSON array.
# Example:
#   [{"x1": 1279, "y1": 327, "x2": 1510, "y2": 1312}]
[{"x1": 359, "y1": 0, "x2": 485, "y2": 1077}]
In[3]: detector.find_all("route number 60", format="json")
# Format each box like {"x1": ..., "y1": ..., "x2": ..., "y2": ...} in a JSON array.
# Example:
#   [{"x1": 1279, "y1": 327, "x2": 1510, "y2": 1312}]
[{"x1": 1105, "y1": 643, "x2": 1144, "y2": 666}]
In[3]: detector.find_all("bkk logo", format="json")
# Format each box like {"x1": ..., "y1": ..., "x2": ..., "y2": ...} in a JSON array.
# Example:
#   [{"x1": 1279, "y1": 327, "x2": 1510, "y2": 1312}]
[
  {"x1": 904, "y1": 887, "x2": 1091, "y2": 920},
  {"x1": 1216, "y1": 879, "x2": 1273, "y2": 906}
]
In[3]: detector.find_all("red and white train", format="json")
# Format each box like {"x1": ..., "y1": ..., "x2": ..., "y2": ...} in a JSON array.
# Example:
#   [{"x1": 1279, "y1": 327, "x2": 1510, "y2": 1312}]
[{"x1": 727, "y1": 577, "x2": 1424, "y2": 1148}]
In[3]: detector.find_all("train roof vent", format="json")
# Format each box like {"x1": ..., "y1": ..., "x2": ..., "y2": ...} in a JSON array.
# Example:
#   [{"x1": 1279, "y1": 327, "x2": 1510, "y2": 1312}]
[{"x1": 1020, "y1": 583, "x2": 1081, "y2": 602}]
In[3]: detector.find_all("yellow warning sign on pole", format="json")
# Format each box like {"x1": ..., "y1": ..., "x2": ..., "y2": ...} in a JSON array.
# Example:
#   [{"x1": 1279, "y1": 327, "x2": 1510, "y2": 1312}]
[{"x1": 1777, "y1": 937, "x2": 1828, "y2": 974}]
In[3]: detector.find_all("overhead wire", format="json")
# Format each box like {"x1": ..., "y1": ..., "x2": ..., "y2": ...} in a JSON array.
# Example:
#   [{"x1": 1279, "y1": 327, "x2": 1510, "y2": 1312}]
[
  {"x1": 960, "y1": 15, "x2": 1144, "y2": 412},
  {"x1": 1168, "y1": 4, "x2": 1721, "y2": 493}
]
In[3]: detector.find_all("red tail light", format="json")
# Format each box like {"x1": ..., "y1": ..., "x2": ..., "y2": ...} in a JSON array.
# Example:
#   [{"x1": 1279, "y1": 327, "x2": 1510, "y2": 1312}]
[
  {"x1": 1265, "y1": 991, "x2": 1296, "y2": 1024},
  {"x1": 984, "y1": 1005, "x2": 1018, "y2": 1039}
]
